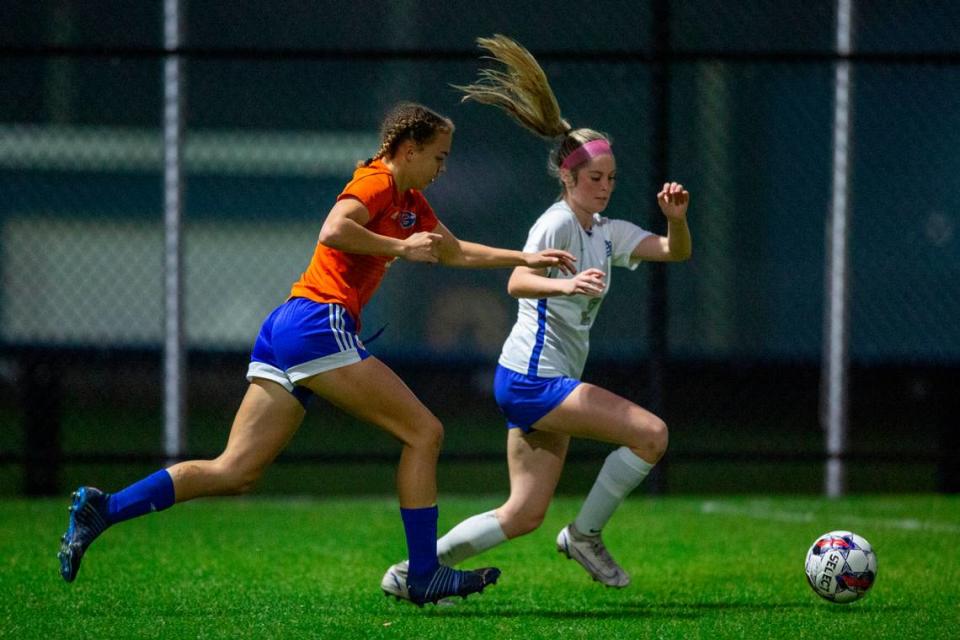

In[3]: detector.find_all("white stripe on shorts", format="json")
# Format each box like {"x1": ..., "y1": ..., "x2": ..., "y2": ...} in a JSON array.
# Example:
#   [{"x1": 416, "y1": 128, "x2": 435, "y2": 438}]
[
  {"x1": 337, "y1": 306, "x2": 356, "y2": 350},
  {"x1": 328, "y1": 305, "x2": 347, "y2": 352}
]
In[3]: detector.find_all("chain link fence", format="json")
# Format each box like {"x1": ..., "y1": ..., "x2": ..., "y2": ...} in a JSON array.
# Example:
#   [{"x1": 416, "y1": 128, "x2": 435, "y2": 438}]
[{"x1": 1, "y1": 1, "x2": 957, "y2": 496}]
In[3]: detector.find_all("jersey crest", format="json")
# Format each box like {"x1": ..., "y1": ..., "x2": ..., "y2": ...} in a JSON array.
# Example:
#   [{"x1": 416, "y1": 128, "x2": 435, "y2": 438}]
[{"x1": 397, "y1": 210, "x2": 417, "y2": 229}]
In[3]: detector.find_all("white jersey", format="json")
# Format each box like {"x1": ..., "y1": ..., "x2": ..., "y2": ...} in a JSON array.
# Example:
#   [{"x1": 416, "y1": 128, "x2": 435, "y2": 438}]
[{"x1": 498, "y1": 200, "x2": 652, "y2": 379}]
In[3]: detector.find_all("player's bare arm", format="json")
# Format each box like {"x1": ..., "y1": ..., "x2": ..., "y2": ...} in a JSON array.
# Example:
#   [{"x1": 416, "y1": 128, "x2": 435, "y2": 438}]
[
  {"x1": 631, "y1": 182, "x2": 692, "y2": 263},
  {"x1": 433, "y1": 221, "x2": 575, "y2": 272},
  {"x1": 507, "y1": 266, "x2": 605, "y2": 299},
  {"x1": 318, "y1": 198, "x2": 441, "y2": 262}
]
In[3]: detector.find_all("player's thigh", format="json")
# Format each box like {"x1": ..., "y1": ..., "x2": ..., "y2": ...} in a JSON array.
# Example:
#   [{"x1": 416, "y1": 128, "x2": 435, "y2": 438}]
[
  {"x1": 298, "y1": 356, "x2": 439, "y2": 444},
  {"x1": 500, "y1": 429, "x2": 569, "y2": 532},
  {"x1": 532, "y1": 382, "x2": 664, "y2": 449},
  {"x1": 219, "y1": 379, "x2": 306, "y2": 472}
]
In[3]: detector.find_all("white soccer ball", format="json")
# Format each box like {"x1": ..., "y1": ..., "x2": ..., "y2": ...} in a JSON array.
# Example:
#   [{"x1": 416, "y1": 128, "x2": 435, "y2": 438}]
[{"x1": 804, "y1": 530, "x2": 877, "y2": 603}]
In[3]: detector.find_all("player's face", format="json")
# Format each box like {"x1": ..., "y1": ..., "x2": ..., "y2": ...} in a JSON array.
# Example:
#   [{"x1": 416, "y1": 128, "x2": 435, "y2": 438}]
[
  {"x1": 411, "y1": 130, "x2": 452, "y2": 189},
  {"x1": 567, "y1": 154, "x2": 617, "y2": 214}
]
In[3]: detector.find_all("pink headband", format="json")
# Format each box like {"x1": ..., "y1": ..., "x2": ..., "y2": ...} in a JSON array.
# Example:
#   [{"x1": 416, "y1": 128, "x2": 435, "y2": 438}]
[{"x1": 560, "y1": 139, "x2": 613, "y2": 170}]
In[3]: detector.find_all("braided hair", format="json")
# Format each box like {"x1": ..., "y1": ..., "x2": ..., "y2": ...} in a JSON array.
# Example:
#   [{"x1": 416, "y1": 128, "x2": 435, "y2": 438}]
[
  {"x1": 454, "y1": 35, "x2": 610, "y2": 183},
  {"x1": 360, "y1": 102, "x2": 454, "y2": 168}
]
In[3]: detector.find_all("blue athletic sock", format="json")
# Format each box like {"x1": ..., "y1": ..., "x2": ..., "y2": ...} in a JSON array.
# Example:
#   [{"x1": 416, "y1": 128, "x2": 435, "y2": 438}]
[
  {"x1": 105, "y1": 469, "x2": 176, "y2": 525},
  {"x1": 400, "y1": 505, "x2": 440, "y2": 581}
]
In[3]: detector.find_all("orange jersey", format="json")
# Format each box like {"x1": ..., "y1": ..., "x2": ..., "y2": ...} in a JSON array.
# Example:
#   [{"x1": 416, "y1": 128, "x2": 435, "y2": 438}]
[{"x1": 289, "y1": 159, "x2": 439, "y2": 325}]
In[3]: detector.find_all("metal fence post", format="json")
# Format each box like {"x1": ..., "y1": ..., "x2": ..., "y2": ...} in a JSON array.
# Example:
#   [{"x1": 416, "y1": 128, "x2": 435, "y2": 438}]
[
  {"x1": 822, "y1": 0, "x2": 855, "y2": 497},
  {"x1": 163, "y1": 0, "x2": 186, "y2": 465}
]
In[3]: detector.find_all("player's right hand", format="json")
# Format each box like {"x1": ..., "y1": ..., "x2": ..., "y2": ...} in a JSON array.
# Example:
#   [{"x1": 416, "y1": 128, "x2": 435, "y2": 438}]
[
  {"x1": 401, "y1": 232, "x2": 442, "y2": 263},
  {"x1": 565, "y1": 268, "x2": 606, "y2": 297}
]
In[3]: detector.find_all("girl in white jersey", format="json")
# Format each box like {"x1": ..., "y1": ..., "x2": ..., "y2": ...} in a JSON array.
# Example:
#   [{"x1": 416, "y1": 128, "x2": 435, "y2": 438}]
[{"x1": 382, "y1": 35, "x2": 691, "y2": 595}]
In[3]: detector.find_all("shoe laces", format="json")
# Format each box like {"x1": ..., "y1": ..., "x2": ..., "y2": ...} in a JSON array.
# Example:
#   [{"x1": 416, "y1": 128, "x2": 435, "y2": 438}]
[
  {"x1": 571, "y1": 527, "x2": 620, "y2": 573},
  {"x1": 587, "y1": 535, "x2": 619, "y2": 571},
  {"x1": 70, "y1": 490, "x2": 110, "y2": 542}
]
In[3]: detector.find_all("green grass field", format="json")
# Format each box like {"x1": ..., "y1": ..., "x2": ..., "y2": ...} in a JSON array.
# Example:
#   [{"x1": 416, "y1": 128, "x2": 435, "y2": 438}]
[{"x1": 2, "y1": 495, "x2": 958, "y2": 639}]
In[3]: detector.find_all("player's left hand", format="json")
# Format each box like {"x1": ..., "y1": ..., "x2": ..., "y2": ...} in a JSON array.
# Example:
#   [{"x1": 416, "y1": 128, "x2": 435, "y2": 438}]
[
  {"x1": 657, "y1": 182, "x2": 690, "y2": 220},
  {"x1": 524, "y1": 249, "x2": 576, "y2": 274}
]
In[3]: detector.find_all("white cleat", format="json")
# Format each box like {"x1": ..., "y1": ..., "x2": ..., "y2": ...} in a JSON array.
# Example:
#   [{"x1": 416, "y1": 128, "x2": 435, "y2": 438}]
[
  {"x1": 556, "y1": 523, "x2": 630, "y2": 588},
  {"x1": 381, "y1": 560, "x2": 410, "y2": 600}
]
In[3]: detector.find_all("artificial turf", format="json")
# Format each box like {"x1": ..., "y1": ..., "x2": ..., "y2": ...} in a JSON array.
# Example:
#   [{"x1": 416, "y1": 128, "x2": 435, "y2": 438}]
[{"x1": 2, "y1": 494, "x2": 958, "y2": 639}]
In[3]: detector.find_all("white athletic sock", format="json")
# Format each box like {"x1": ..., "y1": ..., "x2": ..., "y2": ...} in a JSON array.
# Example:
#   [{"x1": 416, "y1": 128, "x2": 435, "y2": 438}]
[
  {"x1": 436, "y1": 510, "x2": 507, "y2": 566},
  {"x1": 573, "y1": 446, "x2": 654, "y2": 535}
]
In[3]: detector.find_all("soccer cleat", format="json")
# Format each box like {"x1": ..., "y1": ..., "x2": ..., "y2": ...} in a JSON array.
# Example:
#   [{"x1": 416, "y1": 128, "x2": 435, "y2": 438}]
[
  {"x1": 379, "y1": 560, "x2": 463, "y2": 606},
  {"x1": 382, "y1": 561, "x2": 500, "y2": 607},
  {"x1": 381, "y1": 560, "x2": 464, "y2": 604},
  {"x1": 381, "y1": 560, "x2": 410, "y2": 600},
  {"x1": 556, "y1": 523, "x2": 630, "y2": 588},
  {"x1": 58, "y1": 486, "x2": 111, "y2": 583}
]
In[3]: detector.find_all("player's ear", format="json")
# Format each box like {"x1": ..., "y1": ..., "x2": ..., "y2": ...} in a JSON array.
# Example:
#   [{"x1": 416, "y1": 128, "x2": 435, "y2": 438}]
[
  {"x1": 391, "y1": 139, "x2": 413, "y2": 163},
  {"x1": 403, "y1": 139, "x2": 418, "y2": 162}
]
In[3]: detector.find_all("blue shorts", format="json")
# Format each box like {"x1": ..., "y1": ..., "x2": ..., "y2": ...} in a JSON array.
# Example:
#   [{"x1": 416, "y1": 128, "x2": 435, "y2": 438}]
[
  {"x1": 247, "y1": 297, "x2": 370, "y2": 406},
  {"x1": 493, "y1": 364, "x2": 580, "y2": 433}
]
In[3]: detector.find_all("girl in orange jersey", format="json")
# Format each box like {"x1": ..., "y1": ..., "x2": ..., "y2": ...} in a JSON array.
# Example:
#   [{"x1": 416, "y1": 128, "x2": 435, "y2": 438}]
[{"x1": 57, "y1": 102, "x2": 576, "y2": 606}]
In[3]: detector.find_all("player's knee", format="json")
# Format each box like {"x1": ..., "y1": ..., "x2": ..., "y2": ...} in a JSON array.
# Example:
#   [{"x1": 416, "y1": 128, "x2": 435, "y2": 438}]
[
  {"x1": 404, "y1": 414, "x2": 444, "y2": 452},
  {"x1": 631, "y1": 416, "x2": 668, "y2": 463},
  {"x1": 498, "y1": 505, "x2": 546, "y2": 538},
  {"x1": 231, "y1": 468, "x2": 263, "y2": 495},
  {"x1": 646, "y1": 417, "x2": 669, "y2": 460},
  {"x1": 513, "y1": 511, "x2": 547, "y2": 537},
  {"x1": 212, "y1": 458, "x2": 263, "y2": 495}
]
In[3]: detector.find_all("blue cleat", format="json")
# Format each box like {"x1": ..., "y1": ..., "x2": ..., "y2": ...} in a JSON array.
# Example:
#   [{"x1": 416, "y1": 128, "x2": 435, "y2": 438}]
[
  {"x1": 58, "y1": 487, "x2": 111, "y2": 583},
  {"x1": 403, "y1": 564, "x2": 500, "y2": 607}
]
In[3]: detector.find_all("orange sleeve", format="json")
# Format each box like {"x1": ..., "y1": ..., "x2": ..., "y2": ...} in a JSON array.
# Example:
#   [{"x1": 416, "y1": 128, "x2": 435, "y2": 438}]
[{"x1": 337, "y1": 173, "x2": 394, "y2": 223}]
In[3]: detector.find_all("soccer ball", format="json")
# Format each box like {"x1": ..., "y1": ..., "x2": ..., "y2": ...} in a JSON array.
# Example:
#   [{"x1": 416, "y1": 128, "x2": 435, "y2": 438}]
[{"x1": 804, "y1": 531, "x2": 877, "y2": 603}]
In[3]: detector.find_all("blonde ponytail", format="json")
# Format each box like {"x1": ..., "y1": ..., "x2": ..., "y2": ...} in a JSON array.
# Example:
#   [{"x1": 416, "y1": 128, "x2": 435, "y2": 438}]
[{"x1": 453, "y1": 35, "x2": 571, "y2": 139}]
